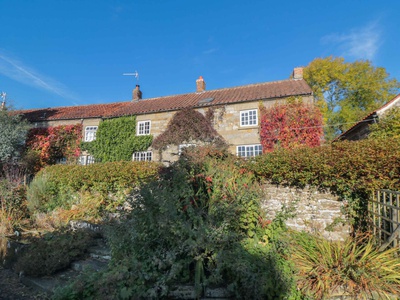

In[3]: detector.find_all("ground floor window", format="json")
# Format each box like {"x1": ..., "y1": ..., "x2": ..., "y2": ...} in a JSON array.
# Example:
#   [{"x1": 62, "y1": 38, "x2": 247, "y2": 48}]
[
  {"x1": 56, "y1": 157, "x2": 67, "y2": 164},
  {"x1": 133, "y1": 151, "x2": 152, "y2": 161},
  {"x1": 236, "y1": 144, "x2": 262, "y2": 158},
  {"x1": 79, "y1": 155, "x2": 95, "y2": 165}
]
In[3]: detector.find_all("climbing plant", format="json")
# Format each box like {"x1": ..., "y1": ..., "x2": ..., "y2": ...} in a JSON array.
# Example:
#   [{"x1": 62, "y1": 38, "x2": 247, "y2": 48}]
[
  {"x1": 152, "y1": 108, "x2": 226, "y2": 150},
  {"x1": 82, "y1": 116, "x2": 153, "y2": 162},
  {"x1": 26, "y1": 124, "x2": 82, "y2": 169},
  {"x1": 259, "y1": 99, "x2": 323, "y2": 152}
]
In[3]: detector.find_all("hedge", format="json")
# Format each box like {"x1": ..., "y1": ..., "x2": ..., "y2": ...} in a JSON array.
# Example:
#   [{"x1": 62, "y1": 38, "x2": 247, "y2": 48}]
[
  {"x1": 36, "y1": 161, "x2": 160, "y2": 196},
  {"x1": 249, "y1": 137, "x2": 400, "y2": 198}
]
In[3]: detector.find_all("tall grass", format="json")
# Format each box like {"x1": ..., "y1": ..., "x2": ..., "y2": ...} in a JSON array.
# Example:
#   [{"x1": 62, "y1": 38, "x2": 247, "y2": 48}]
[{"x1": 292, "y1": 232, "x2": 400, "y2": 299}]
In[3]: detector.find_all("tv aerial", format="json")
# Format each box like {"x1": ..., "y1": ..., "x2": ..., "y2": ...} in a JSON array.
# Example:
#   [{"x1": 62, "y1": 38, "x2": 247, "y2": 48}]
[{"x1": 123, "y1": 70, "x2": 139, "y2": 82}]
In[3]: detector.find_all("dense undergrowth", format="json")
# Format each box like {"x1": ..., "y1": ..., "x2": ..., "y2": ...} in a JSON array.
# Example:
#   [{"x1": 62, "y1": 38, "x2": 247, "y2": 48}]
[
  {"x1": 2, "y1": 139, "x2": 400, "y2": 299},
  {"x1": 53, "y1": 151, "x2": 301, "y2": 299}
]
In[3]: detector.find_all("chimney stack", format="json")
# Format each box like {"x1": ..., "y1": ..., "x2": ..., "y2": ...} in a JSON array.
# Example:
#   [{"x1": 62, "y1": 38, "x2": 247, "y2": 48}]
[
  {"x1": 293, "y1": 67, "x2": 303, "y2": 80},
  {"x1": 196, "y1": 76, "x2": 206, "y2": 93},
  {"x1": 132, "y1": 85, "x2": 142, "y2": 101}
]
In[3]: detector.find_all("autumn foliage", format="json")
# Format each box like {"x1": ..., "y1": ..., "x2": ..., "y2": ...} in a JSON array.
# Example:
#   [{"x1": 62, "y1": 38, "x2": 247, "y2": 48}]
[
  {"x1": 152, "y1": 108, "x2": 226, "y2": 150},
  {"x1": 25, "y1": 124, "x2": 82, "y2": 169},
  {"x1": 259, "y1": 101, "x2": 323, "y2": 152}
]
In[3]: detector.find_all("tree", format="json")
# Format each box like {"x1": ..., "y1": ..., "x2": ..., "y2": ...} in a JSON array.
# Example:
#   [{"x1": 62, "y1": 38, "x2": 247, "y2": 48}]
[
  {"x1": 303, "y1": 56, "x2": 400, "y2": 140},
  {"x1": 369, "y1": 107, "x2": 400, "y2": 140},
  {"x1": 259, "y1": 99, "x2": 323, "y2": 152},
  {"x1": 0, "y1": 107, "x2": 29, "y2": 163}
]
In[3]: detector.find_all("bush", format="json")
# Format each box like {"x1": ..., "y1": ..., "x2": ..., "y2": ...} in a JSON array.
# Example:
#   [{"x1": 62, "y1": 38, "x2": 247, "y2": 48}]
[
  {"x1": 291, "y1": 232, "x2": 400, "y2": 298},
  {"x1": 249, "y1": 138, "x2": 400, "y2": 227},
  {"x1": 0, "y1": 179, "x2": 29, "y2": 236},
  {"x1": 15, "y1": 228, "x2": 96, "y2": 277},
  {"x1": 54, "y1": 155, "x2": 298, "y2": 299},
  {"x1": 27, "y1": 161, "x2": 160, "y2": 213}
]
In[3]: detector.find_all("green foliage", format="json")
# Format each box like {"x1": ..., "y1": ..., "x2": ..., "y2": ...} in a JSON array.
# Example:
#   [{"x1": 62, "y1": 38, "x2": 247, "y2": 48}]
[
  {"x1": 249, "y1": 138, "x2": 400, "y2": 227},
  {"x1": 259, "y1": 99, "x2": 323, "y2": 152},
  {"x1": 82, "y1": 116, "x2": 153, "y2": 162},
  {"x1": 27, "y1": 161, "x2": 160, "y2": 213},
  {"x1": 26, "y1": 173, "x2": 57, "y2": 212},
  {"x1": 0, "y1": 108, "x2": 29, "y2": 162},
  {"x1": 152, "y1": 108, "x2": 227, "y2": 150},
  {"x1": 369, "y1": 107, "x2": 400, "y2": 139},
  {"x1": 55, "y1": 151, "x2": 297, "y2": 299},
  {"x1": 303, "y1": 56, "x2": 400, "y2": 140},
  {"x1": 292, "y1": 232, "x2": 400, "y2": 298},
  {"x1": 15, "y1": 229, "x2": 96, "y2": 277}
]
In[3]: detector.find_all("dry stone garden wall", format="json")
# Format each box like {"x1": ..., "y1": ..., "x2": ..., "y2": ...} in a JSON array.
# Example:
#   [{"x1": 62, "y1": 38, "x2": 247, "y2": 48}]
[{"x1": 262, "y1": 184, "x2": 350, "y2": 241}]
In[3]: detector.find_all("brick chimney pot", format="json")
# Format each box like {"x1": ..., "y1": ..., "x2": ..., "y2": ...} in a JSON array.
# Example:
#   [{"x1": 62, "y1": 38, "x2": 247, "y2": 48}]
[
  {"x1": 133, "y1": 85, "x2": 142, "y2": 101},
  {"x1": 196, "y1": 76, "x2": 206, "y2": 92}
]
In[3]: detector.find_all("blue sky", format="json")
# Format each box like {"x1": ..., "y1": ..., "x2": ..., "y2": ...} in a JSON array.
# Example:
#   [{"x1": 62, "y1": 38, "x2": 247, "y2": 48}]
[{"x1": 1, "y1": 0, "x2": 399, "y2": 110}]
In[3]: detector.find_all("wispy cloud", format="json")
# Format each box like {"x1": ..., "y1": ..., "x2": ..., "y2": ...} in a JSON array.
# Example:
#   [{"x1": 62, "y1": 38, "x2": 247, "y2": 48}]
[
  {"x1": 0, "y1": 51, "x2": 78, "y2": 102},
  {"x1": 203, "y1": 48, "x2": 218, "y2": 55},
  {"x1": 322, "y1": 22, "x2": 381, "y2": 60}
]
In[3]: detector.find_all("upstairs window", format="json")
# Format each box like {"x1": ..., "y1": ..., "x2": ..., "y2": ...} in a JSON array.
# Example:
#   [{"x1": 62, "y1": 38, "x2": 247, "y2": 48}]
[
  {"x1": 85, "y1": 126, "x2": 98, "y2": 142},
  {"x1": 240, "y1": 109, "x2": 258, "y2": 127},
  {"x1": 137, "y1": 121, "x2": 151, "y2": 135},
  {"x1": 133, "y1": 151, "x2": 152, "y2": 161},
  {"x1": 237, "y1": 144, "x2": 262, "y2": 158}
]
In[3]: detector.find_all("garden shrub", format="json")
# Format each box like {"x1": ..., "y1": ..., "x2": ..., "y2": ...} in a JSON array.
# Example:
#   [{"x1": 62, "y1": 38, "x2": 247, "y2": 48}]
[
  {"x1": 291, "y1": 232, "x2": 400, "y2": 298},
  {"x1": 249, "y1": 137, "x2": 400, "y2": 226},
  {"x1": 15, "y1": 228, "x2": 97, "y2": 277},
  {"x1": 27, "y1": 161, "x2": 160, "y2": 213},
  {"x1": 0, "y1": 179, "x2": 29, "y2": 236},
  {"x1": 54, "y1": 151, "x2": 298, "y2": 299}
]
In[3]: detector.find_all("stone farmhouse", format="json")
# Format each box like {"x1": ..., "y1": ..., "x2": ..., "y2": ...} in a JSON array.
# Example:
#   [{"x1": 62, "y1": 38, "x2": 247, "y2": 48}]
[
  {"x1": 337, "y1": 93, "x2": 400, "y2": 141},
  {"x1": 19, "y1": 67, "x2": 313, "y2": 164}
]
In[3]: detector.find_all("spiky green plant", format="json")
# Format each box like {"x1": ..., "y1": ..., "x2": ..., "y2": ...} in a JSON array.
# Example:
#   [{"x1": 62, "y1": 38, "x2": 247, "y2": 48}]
[{"x1": 292, "y1": 233, "x2": 400, "y2": 299}]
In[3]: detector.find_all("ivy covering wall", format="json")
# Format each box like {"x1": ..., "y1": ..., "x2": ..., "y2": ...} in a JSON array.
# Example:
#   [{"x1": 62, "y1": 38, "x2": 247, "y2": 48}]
[
  {"x1": 259, "y1": 99, "x2": 323, "y2": 152},
  {"x1": 82, "y1": 116, "x2": 153, "y2": 162},
  {"x1": 26, "y1": 124, "x2": 82, "y2": 170}
]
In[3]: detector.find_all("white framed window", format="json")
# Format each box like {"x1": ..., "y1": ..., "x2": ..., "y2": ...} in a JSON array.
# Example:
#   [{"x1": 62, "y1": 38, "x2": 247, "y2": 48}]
[
  {"x1": 56, "y1": 157, "x2": 67, "y2": 164},
  {"x1": 237, "y1": 144, "x2": 262, "y2": 158},
  {"x1": 79, "y1": 155, "x2": 95, "y2": 165},
  {"x1": 137, "y1": 121, "x2": 151, "y2": 135},
  {"x1": 85, "y1": 126, "x2": 98, "y2": 142},
  {"x1": 178, "y1": 144, "x2": 196, "y2": 155},
  {"x1": 133, "y1": 151, "x2": 153, "y2": 161},
  {"x1": 240, "y1": 109, "x2": 258, "y2": 127}
]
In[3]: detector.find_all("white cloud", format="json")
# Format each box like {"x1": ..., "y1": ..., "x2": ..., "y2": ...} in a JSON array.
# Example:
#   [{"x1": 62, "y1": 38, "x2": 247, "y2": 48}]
[
  {"x1": 322, "y1": 22, "x2": 381, "y2": 60},
  {"x1": 0, "y1": 52, "x2": 78, "y2": 101}
]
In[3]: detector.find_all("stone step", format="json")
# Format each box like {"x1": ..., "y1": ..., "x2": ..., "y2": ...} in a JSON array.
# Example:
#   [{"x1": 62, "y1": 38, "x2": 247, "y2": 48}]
[
  {"x1": 71, "y1": 258, "x2": 108, "y2": 272},
  {"x1": 88, "y1": 244, "x2": 111, "y2": 261}
]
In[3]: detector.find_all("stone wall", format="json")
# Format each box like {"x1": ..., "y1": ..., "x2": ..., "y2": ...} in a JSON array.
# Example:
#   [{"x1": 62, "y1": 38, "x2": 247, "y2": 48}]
[{"x1": 261, "y1": 184, "x2": 350, "y2": 241}]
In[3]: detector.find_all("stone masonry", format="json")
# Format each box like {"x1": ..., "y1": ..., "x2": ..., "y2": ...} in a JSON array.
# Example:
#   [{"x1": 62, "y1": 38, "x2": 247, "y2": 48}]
[{"x1": 262, "y1": 184, "x2": 350, "y2": 241}]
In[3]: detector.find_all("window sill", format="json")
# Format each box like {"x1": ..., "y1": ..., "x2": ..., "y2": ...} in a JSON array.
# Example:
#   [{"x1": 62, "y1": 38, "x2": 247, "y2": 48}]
[{"x1": 238, "y1": 126, "x2": 258, "y2": 130}]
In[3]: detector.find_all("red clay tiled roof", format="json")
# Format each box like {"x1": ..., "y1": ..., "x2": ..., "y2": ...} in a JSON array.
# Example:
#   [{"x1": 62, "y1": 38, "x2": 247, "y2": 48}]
[{"x1": 18, "y1": 79, "x2": 312, "y2": 122}]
